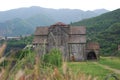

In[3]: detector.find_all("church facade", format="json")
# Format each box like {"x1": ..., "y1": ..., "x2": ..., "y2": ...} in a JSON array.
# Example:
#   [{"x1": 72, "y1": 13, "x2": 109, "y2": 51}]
[{"x1": 33, "y1": 22, "x2": 99, "y2": 61}]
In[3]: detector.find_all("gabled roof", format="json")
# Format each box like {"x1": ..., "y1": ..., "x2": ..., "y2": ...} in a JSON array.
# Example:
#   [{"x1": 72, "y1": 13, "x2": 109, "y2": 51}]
[
  {"x1": 49, "y1": 22, "x2": 69, "y2": 30},
  {"x1": 34, "y1": 27, "x2": 48, "y2": 35},
  {"x1": 33, "y1": 23, "x2": 86, "y2": 44},
  {"x1": 51, "y1": 22, "x2": 68, "y2": 26},
  {"x1": 70, "y1": 26, "x2": 86, "y2": 35}
]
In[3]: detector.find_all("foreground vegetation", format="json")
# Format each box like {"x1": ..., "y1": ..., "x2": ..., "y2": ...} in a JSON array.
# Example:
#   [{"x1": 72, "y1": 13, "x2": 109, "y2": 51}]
[
  {"x1": 0, "y1": 51, "x2": 119, "y2": 79},
  {"x1": 0, "y1": 35, "x2": 33, "y2": 54},
  {"x1": 0, "y1": 41, "x2": 120, "y2": 80},
  {"x1": 68, "y1": 62, "x2": 112, "y2": 80},
  {"x1": 0, "y1": 48, "x2": 98, "y2": 80}
]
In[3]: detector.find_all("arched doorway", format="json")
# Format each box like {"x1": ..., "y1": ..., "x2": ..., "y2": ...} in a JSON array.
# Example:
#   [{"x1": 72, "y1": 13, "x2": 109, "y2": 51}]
[{"x1": 87, "y1": 51, "x2": 97, "y2": 60}]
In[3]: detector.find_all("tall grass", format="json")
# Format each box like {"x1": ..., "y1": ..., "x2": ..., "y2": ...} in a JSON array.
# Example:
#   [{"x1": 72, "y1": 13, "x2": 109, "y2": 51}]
[
  {"x1": 0, "y1": 42, "x2": 7, "y2": 57},
  {"x1": 42, "y1": 48, "x2": 62, "y2": 67},
  {"x1": 0, "y1": 47, "x2": 97, "y2": 80}
]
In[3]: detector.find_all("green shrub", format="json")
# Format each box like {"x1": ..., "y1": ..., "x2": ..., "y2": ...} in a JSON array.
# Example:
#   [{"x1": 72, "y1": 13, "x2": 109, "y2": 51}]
[
  {"x1": 15, "y1": 50, "x2": 29, "y2": 59},
  {"x1": 115, "y1": 51, "x2": 120, "y2": 57},
  {"x1": 0, "y1": 60, "x2": 9, "y2": 67},
  {"x1": 42, "y1": 48, "x2": 62, "y2": 67}
]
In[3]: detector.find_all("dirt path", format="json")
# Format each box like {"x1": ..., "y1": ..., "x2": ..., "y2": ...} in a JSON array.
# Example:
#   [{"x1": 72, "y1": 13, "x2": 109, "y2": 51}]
[{"x1": 94, "y1": 62, "x2": 120, "y2": 74}]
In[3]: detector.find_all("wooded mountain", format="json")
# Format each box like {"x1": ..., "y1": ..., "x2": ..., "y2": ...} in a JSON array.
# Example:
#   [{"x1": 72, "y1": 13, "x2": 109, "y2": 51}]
[
  {"x1": 72, "y1": 9, "x2": 120, "y2": 56},
  {"x1": 0, "y1": 6, "x2": 108, "y2": 36},
  {"x1": 0, "y1": 18, "x2": 33, "y2": 36},
  {"x1": 0, "y1": 6, "x2": 108, "y2": 23}
]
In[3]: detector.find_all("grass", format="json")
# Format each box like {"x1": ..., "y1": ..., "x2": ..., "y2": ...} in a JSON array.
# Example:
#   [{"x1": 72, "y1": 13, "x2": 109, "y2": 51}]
[
  {"x1": 68, "y1": 61, "x2": 114, "y2": 80},
  {"x1": 0, "y1": 48, "x2": 97, "y2": 80},
  {"x1": 99, "y1": 57, "x2": 120, "y2": 70},
  {"x1": 1, "y1": 45, "x2": 120, "y2": 80},
  {"x1": 0, "y1": 43, "x2": 6, "y2": 57}
]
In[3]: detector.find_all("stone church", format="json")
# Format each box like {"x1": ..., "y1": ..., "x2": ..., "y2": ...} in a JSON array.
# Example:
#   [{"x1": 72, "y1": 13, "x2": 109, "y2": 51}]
[{"x1": 33, "y1": 22, "x2": 100, "y2": 61}]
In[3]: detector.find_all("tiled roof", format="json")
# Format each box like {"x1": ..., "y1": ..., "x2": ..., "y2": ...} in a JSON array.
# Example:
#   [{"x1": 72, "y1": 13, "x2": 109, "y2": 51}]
[
  {"x1": 33, "y1": 23, "x2": 86, "y2": 44},
  {"x1": 49, "y1": 22, "x2": 69, "y2": 29},
  {"x1": 34, "y1": 27, "x2": 48, "y2": 35},
  {"x1": 51, "y1": 22, "x2": 67, "y2": 26},
  {"x1": 70, "y1": 26, "x2": 86, "y2": 34}
]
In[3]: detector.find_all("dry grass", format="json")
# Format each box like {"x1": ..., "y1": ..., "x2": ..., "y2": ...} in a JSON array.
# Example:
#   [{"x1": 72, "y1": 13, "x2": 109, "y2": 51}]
[
  {"x1": 20, "y1": 61, "x2": 97, "y2": 80},
  {"x1": 1, "y1": 59, "x2": 97, "y2": 80},
  {"x1": 0, "y1": 47, "x2": 98, "y2": 80},
  {"x1": 0, "y1": 43, "x2": 7, "y2": 58}
]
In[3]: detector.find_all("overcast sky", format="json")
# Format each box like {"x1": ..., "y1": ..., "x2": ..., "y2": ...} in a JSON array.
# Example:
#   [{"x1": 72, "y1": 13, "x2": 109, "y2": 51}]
[{"x1": 0, "y1": 0, "x2": 120, "y2": 11}]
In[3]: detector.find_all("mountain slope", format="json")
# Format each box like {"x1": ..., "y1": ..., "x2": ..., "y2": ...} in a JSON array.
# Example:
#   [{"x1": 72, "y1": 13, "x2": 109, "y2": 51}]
[
  {"x1": 72, "y1": 9, "x2": 120, "y2": 37},
  {"x1": 0, "y1": 18, "x2": 33, "y2": 36},
  {"x1": 93, "y1": 9, "x2": 109, "y2": 15},
  {"x1": 72, "y1": 8, "x2": 120, "y2": 55},
  {"x1": 0, "y1": 6, "x2": 109, "y2": 23},
  {"x1": 26, "y1": 13, "x2": 55, "y2": 27},
  {"x1": 0, "y1": 6, "x2": 109, "y2": 36},
  {"x1": 0, "y1": 7, "x2": 46, "y2": 22},
  {"x1": 0, "y1": 15, "x2": 55, "y2": 36}
]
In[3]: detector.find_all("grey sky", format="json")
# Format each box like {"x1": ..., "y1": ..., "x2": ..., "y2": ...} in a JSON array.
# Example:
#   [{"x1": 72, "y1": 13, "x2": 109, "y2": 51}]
[{"x1": 0, "y1": 0, "x2": 120, "y2": 11}]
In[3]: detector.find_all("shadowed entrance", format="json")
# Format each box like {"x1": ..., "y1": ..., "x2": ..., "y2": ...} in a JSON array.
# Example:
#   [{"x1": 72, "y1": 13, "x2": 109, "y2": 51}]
[{"x1": 87, "y1": 51, "x2": 97, "y2": 60}]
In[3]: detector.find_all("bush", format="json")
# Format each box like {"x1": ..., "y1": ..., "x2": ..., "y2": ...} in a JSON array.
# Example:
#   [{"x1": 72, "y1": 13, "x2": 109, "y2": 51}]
[
  {"x1": 115, "y1": 51, "x2": 120, "y2": 57},
  {"x1": 42, "y1": 48, "x2": 62, "y2": 67}
]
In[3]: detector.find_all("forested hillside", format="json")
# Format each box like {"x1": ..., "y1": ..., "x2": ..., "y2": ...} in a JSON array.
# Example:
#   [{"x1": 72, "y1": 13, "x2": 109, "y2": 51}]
[
  {"x1": 0, "y1": 18, "x2": 33, "y2": 36},
  {"x1": 0, "y1": 6, "x2": 108, "y2": 36},
  {"x1": 0, "y1": 6, "x2": 108, "y2": 23},
  {"x1": 72, "y1": 9, "x2": 120, "y2": 56}
]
